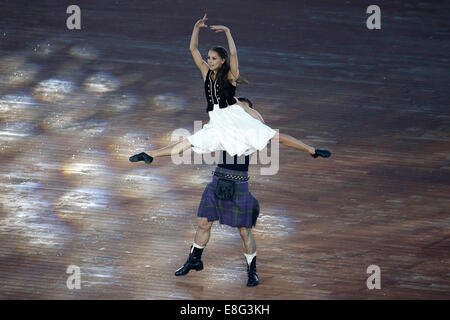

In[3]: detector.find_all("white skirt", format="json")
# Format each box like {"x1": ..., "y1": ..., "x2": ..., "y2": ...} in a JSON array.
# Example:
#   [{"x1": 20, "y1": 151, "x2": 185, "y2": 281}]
[{"x1": 188, "y1": 103, "x2": 277, "y2": 156}]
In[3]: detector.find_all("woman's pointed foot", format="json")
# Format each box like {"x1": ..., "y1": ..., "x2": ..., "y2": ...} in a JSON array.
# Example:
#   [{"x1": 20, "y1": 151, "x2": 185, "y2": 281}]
[
  {"x1": 311, "y1": 149, "x2": 331, "y2": 158},
  {"x1": 129, "y1": 152, "x2": 153, "y2": 164}
]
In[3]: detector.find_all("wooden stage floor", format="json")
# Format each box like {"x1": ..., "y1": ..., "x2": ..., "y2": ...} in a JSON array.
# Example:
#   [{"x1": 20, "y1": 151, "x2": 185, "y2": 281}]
[{"x1": 0, "y1": 0, "x2": 449, "y2": 299}]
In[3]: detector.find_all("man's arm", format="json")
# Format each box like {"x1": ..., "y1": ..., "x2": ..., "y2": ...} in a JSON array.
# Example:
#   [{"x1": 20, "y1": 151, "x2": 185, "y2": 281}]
[{"x1": 246, "y1": 106, "x2": 265, "y2": 123}]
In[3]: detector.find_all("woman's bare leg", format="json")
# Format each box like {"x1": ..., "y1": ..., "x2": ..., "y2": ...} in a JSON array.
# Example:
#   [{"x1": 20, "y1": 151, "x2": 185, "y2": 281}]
[
  {"x1": 239, "y1": 105, "x2": 317, "y2": 155},
  {"x1": 148, "y1": 138, "x2": 193, "y2": 158},
  {"x1": 142, "y1": 128, "x2": 321, "y2": 160},
  {"x1": 272, "y1": 132, "x2": 315, "y2": 155}
]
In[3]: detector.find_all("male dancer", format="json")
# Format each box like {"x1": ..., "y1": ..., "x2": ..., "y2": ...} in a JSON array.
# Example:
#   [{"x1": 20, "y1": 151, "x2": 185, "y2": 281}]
[{"x1": 130, "y1": 97, "x2": 331, "y2": 286}]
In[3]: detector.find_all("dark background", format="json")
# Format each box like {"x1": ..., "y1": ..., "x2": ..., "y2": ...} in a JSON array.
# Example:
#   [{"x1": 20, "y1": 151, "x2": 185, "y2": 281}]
[{"x1": 0, "y1": 0, "x2": 449, "y2": 299}]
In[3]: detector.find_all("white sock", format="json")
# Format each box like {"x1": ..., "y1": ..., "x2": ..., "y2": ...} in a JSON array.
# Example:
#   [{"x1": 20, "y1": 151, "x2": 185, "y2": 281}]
[
  {"x1": 244, "y1": 251, "x2": 257, "y2": 265},
  {"x1": 191, "y1": 242, "x2": 205, "y2": 253}
]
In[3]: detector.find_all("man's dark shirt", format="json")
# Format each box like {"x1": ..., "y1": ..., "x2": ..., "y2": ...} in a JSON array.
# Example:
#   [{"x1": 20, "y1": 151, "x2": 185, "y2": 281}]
[{"x1": 217, "y1": 151, "x2": 250, "y2": 172}]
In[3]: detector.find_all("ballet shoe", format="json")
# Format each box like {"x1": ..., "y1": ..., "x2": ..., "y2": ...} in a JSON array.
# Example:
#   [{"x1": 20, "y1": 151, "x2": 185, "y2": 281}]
[
  {"x1": 311, "y1": 149, "x2": 331, "y2": 158},
  {"x1": 129, "y1": 152, "x2": 153, "y2": 164}
]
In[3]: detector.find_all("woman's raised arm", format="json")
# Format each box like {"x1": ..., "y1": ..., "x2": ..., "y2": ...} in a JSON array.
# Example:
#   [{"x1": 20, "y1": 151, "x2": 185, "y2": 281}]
[
  {"x1": 210, "y1": 25, "x2": 239, "y2": 81},
  {"x1": 190, "y1": 14, "x2": 209, "y2": 78}
]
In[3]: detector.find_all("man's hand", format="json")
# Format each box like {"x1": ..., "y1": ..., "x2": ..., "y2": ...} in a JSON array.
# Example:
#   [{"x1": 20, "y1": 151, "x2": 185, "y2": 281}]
[
  {"x1": 234, "y1": 97, "x2": 245, "y2": 108},
  {"x1": 233, "y1": 96, "x2": 265, "y2": 123}
]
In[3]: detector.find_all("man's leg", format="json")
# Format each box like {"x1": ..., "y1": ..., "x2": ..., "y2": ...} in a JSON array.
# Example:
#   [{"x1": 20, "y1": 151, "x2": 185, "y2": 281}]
[
  {"x1": 239, "y1": 227, "x2": 259, "y2": 286},
  {"x1": 239, "y1": 227, "x2": 256, "y2": 254},
  {"x1": 195, "y1": 217, "x2": 214, "y2": 247},
  {"x1": 175, "y1": 218, "x2": 213, "y2": 276}
]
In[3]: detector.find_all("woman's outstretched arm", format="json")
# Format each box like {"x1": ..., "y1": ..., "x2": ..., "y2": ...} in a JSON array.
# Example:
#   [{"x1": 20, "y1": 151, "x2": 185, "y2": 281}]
[
  {"x1": 210, "y1": 25, "x2": 239, "y2": 81},
  {"x1": 190, "y1": 13, "x2": 209, "y2": 79}
]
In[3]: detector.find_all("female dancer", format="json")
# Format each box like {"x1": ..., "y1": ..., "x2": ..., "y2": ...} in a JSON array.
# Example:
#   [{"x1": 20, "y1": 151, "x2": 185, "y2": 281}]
[
  {"x1": 129, "y1": 13, "x2": 331, "y2": 164},
  {"x1": 129, "y1": 14, "x2": 331, "y2": 286}
]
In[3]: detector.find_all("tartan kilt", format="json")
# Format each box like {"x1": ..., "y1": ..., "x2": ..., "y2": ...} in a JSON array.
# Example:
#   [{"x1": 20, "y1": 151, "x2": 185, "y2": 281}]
[{"x1": 197, "y1": 167, "x2": 260, "y2": 228}]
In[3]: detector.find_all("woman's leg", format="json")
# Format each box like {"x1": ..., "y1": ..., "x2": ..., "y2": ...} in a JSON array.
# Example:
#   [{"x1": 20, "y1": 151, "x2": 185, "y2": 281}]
[
  {"x1": 240, "y1": 106, "x2": 316, "y2": 155},
  {"x1": 272, "y1": 132, "x2": 316, "y2": 155},
  {"x1": 240, "y1": 105, "x2": 329, "y2": 157},
  {"x1": 174, "y1": 217, "x2": 212, "y2": 277},
  {"x1": 148, "y1": 138, "x2": 193, "y2": 158}
]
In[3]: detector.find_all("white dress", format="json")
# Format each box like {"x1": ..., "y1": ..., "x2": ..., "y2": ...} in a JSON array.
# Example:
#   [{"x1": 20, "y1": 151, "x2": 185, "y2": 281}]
[{"x1": 188, "y1": 103, "x2": 277, "y2": 157}]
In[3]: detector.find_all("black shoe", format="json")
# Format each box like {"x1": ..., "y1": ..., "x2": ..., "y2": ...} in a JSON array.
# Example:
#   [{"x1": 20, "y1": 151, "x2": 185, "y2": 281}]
[
  {"x1": 311, "y1": 149, "x2": 331, "y2": 158},
  {"x1": 174, "y1": 254, "x2": 204, "y2": 276},
  {"x1": 129, "y1": 152, "x2": 153, "y2": 164},
  {"x1": 246, "y1": 257, "x2": 259, "y2": 287}
]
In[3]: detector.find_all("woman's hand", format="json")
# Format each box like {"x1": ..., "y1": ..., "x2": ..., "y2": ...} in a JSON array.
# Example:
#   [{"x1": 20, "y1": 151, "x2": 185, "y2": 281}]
[
  {"x1": 195, "y1": 13, "x2": 208, "y2": 28},
  {"x1": 210, "y1": 25, "x2": 230, "y2": 33}
]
